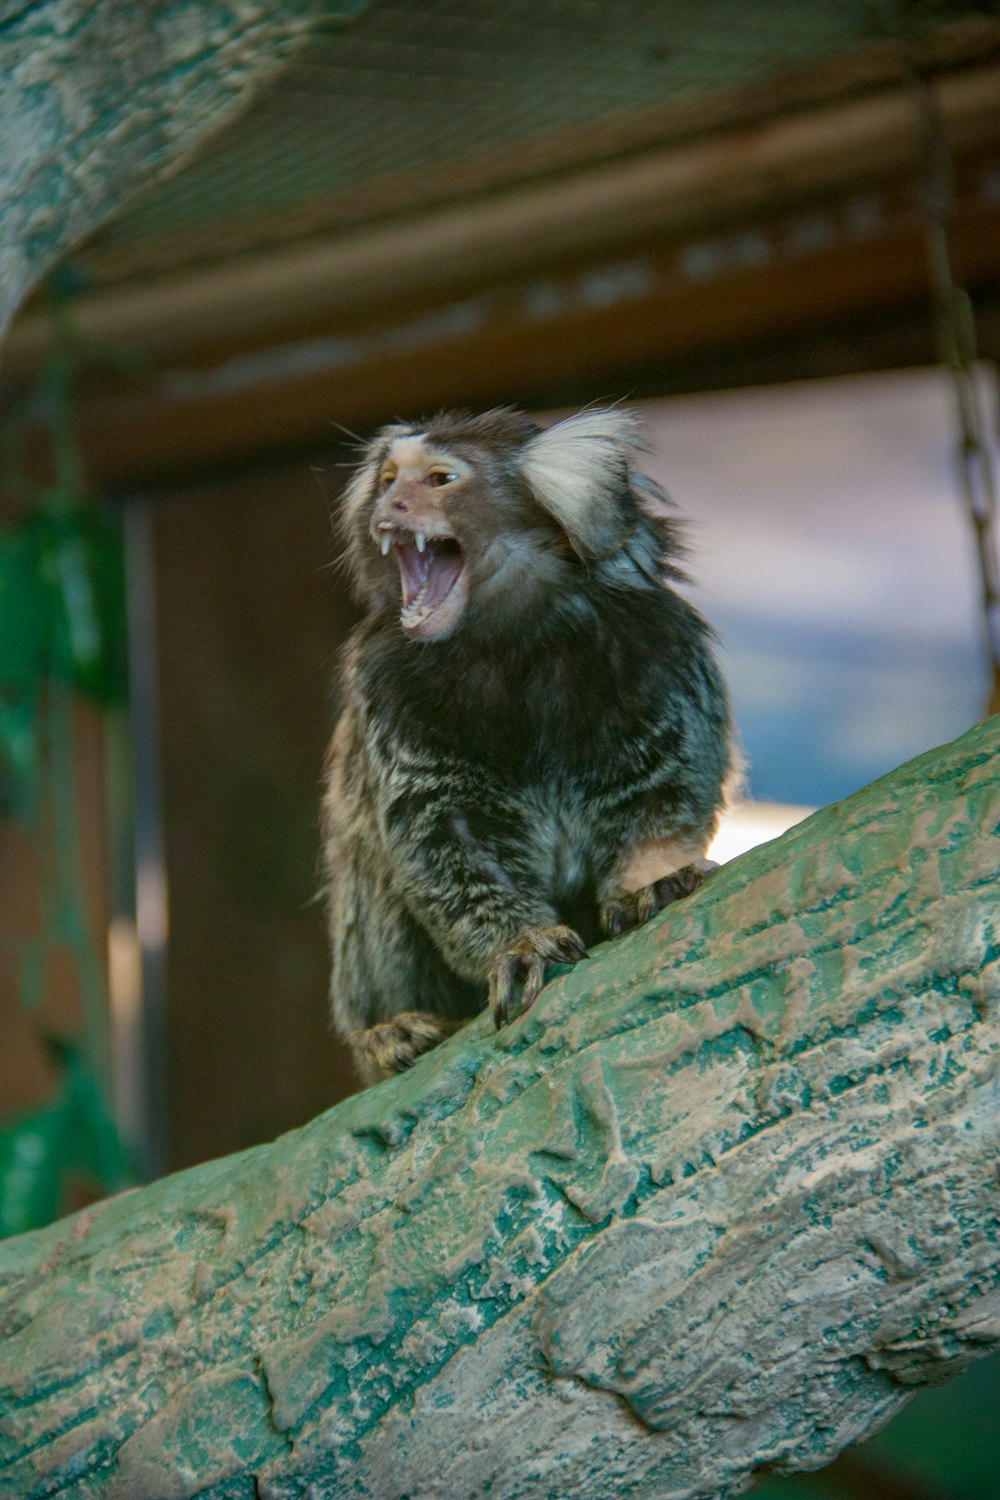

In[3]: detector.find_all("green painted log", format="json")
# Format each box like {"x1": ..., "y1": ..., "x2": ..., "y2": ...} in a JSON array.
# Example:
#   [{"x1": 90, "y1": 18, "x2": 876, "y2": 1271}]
[
  {"x1": 1, "y1": 718, "x2": 998, "y2": 1500},
  {"x1": 0, "y1": 0, "x2": 366, "y2": 341}
]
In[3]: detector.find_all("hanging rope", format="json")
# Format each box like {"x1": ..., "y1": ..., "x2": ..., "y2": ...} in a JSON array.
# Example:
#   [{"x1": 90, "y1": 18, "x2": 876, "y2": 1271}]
[{"x1": 912, "y1": 69, "x2": 1000, "y2": 718}]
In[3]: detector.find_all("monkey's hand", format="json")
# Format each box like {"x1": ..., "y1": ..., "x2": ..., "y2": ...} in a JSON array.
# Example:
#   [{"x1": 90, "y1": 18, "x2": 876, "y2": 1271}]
[
  {"x1": 488, "y1": 925, "x2": 588, "y2": 1029},
  {"x1": 601, "y1": 859, "x2": 718, "y2": 939}
]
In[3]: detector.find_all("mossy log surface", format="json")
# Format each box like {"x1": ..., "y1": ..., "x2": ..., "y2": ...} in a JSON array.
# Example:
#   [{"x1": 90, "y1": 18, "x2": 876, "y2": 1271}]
[
  {"x1": 0, "y1": 0, "x2": 364, "y2": 341},
  {"x1": 1, "y1": 719, "x2": 999, "y2": 1500}
]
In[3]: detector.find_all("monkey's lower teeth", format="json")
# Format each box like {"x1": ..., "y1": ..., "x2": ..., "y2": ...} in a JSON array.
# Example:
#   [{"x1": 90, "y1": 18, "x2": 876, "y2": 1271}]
[{"x1": 401, "y1": 584, "x2": 433, "y2": 623}]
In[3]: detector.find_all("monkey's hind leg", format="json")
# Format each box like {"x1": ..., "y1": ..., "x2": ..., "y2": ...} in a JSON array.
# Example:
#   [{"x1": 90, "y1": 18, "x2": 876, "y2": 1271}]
[{"x1": 350, "y1": 1010, "x2": 468, "y2": 1084}]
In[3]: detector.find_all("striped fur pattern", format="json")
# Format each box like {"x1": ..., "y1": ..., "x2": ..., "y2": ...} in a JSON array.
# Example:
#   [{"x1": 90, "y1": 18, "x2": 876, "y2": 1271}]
[{"x1": 322, "y1": 406, "x2": 732, "y2": 1083}]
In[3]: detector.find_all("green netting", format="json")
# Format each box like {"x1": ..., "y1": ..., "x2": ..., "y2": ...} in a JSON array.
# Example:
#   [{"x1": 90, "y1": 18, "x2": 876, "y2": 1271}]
[
  {"x1": 72, "y1": 0, "x2": 1000, "y2": 286},
  {"x1": 0, "y1": 1041, "x2": 132, "y2": 1239}
]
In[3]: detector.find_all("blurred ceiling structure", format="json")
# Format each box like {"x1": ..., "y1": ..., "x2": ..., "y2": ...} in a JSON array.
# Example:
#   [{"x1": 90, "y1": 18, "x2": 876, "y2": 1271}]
[
  {"x1": 42, "y1": 1, "x2": 1000, "y2": 287},
  {"x1": 4, "y1": 0, "x2": 1000, "y2": 484},
  {"x1": 62, "y1": 1, "x2": 1000, "y2": 285}
]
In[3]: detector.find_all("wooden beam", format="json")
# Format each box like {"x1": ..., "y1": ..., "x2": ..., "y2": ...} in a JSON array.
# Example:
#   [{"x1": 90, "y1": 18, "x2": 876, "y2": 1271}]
[{"x1": 19, "y1": 174, "x2": 1000, "y2": 489}]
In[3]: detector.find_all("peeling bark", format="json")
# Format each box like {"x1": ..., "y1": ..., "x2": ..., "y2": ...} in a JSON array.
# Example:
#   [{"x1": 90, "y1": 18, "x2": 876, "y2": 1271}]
[
  {"x1": 0, "y1": 0, "x2": 364, "y2": 341},
  {"x1": 1, "y1": 717, "x2": 998, "y2": 1499}
]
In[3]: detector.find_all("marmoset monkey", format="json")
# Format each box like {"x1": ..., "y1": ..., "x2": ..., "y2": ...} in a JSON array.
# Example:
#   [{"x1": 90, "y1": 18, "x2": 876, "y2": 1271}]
[{"x1": 322, "y1": 407, "x2": 732, "y2": 1084}]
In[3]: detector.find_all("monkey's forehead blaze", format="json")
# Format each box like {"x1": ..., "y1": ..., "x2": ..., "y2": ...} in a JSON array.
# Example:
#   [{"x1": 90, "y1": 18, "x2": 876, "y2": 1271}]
[
  {"x1": 382, "y1": 407, "x2": 538, "y2": 454},
  {"x1": 375, "y1": 434, "x2": 474, "y2": 479}
]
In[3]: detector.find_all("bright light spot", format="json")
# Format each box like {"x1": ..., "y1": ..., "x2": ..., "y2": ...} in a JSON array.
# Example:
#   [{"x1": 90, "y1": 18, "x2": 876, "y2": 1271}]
[
  {"x1": 106, "y1": 917, "x2": 148, "y2": 1152},
  {"x1": 708, "y1": 801, "x2": 815, "y2": 864},
  {"x1": 107, "y1": 917, "x2": 142, "y2": 1025}
]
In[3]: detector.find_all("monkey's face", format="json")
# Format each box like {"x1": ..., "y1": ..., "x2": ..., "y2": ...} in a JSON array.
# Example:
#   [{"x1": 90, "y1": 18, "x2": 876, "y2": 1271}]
[
  {"x1": 345, "y1": 420, "x2": 552, "y2": 642},
  {"x1": 367, "y1": 435, "x2": 476, "y2": 640},
  {"x1": 342, "y1": 408, "x2": 645, "y2": 641}
]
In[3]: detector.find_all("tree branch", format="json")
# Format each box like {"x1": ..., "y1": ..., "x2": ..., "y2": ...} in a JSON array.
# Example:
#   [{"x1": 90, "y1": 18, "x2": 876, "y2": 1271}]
[
  {"x1": 1, "y1": 717, "x2": 998, "y2": 1499},
  {"x1": 0, "y1": 0, "x2": 364, "y2": 342}
]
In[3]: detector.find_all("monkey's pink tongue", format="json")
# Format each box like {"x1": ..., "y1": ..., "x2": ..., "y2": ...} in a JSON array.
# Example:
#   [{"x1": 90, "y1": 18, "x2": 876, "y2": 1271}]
[{"x1": 395, "y1": 539, "x2": 463, "y2": 616}]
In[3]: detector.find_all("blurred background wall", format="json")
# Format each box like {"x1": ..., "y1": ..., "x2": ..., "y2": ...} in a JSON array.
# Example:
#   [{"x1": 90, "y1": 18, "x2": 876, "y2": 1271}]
[{"x1": 2, "y1": 4, "x2": 999, "y2": 1496}]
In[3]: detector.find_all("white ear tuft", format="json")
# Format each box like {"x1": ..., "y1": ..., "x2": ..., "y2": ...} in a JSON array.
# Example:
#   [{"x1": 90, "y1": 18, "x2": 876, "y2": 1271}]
[{"x1": 519, "y1": 408, "x2": 642, "y2": 558}]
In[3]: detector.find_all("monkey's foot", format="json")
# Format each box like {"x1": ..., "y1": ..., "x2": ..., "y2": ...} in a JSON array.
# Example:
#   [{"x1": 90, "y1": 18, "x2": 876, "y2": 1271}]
[
  {"x1": 350, "y1": 1011, "x2": 465, "y2": 1077},
  {"x1": 601, "y1": 859, "x2": 719, "y2": 938},
  {"x1": 488, "y1": 925, "x2": 588, "y2": 1029}
]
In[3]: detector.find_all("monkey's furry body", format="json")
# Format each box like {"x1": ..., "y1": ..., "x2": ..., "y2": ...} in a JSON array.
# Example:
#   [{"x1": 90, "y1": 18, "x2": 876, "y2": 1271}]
[{"x1": 323, "y1": 407, "x2": 731, "y2": 1082}]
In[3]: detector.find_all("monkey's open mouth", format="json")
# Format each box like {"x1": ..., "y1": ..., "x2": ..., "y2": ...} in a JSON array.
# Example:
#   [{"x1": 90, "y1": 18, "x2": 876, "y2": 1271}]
[{"x1": 378, "y1": 525, "x2": 466, "y2": 638}]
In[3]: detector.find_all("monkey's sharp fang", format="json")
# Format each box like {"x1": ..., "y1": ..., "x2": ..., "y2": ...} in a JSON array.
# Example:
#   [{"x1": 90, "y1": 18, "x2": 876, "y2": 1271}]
[{"x1": 393, "y1": 532, "x2": 465, "y2": 636}]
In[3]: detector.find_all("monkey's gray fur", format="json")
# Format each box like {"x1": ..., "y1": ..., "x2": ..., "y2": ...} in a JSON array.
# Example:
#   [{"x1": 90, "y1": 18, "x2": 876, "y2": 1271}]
[{"x1": 322, "y1": 407, "x2": 732, "y2": 1084}]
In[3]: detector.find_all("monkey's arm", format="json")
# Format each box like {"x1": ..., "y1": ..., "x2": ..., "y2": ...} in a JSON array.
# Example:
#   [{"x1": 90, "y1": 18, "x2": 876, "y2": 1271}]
[
  {"x1": 595, "y1": 666, "x2": 731, "y2": 932},
  {"x1": 377, "y1": 757, "x2": 587, "y2": 1022},
  {"x1": 385, "y1": 766, "x2": 581, "y2": 962}
]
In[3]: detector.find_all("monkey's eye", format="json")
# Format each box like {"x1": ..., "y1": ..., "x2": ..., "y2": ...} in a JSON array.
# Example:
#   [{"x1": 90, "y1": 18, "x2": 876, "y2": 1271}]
[
  {"x1": 379, "y1": 470, "x2": 396, "y2": 489},
  {"x1": 427, "y1": 470, "x2": 458, "y2": 488}
]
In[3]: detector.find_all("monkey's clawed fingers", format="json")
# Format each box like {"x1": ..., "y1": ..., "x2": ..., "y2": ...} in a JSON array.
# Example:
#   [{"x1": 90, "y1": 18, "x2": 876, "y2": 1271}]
[
  {"x1": 488, "y1": 924, "x2": 588, "y2": 1029},
  {"x1": 601, "y1": 859, "x2": 718, "y2": 938},
  {"x1": 351, "y1": 1011, "x2": 465, "y2": 1076}
]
